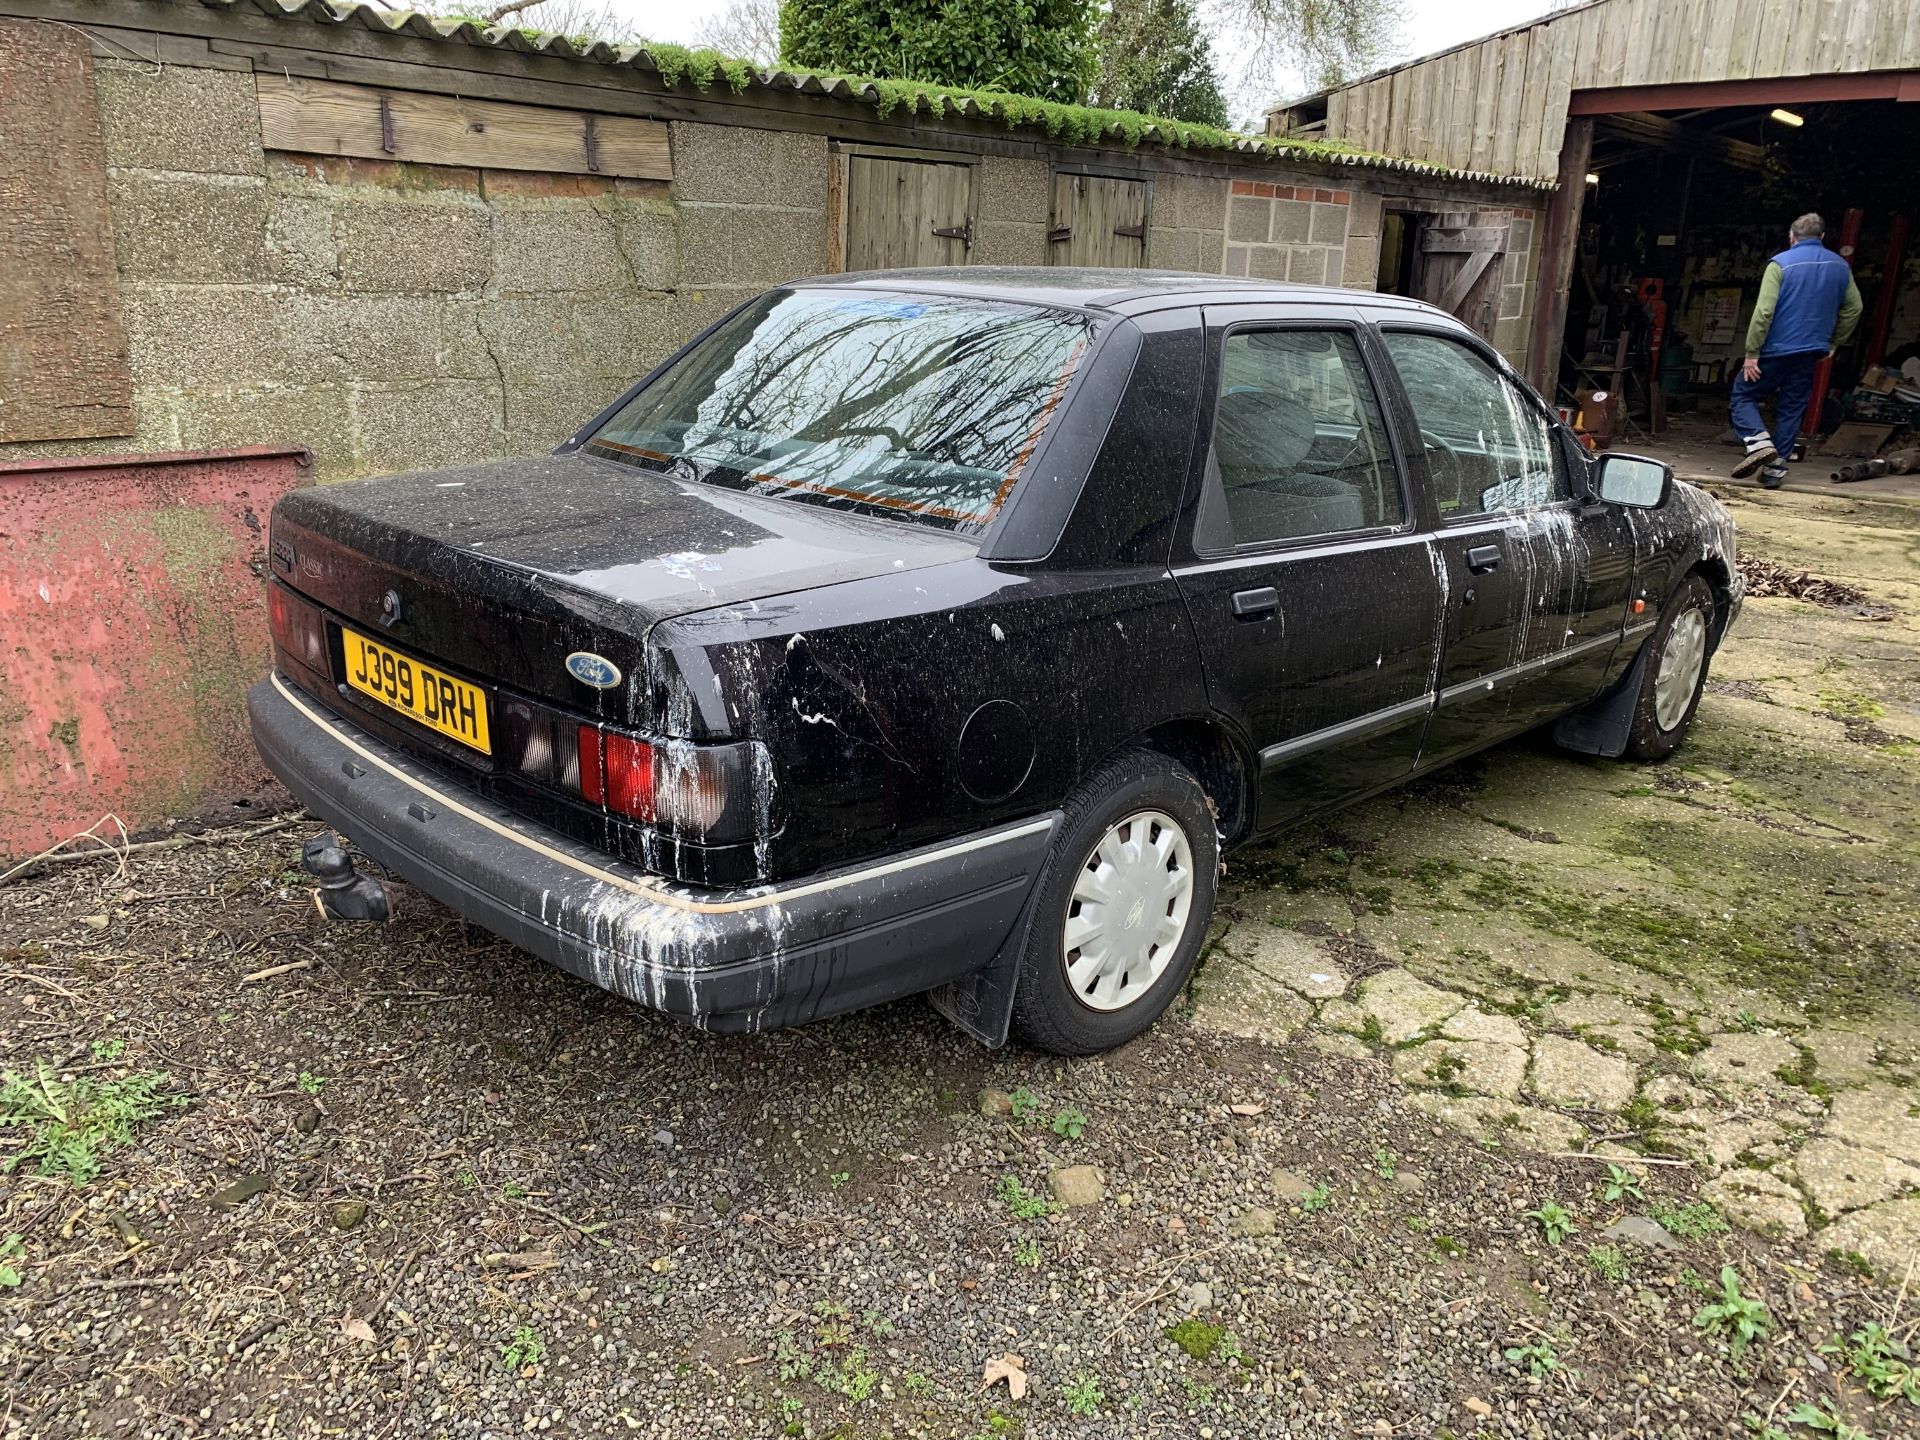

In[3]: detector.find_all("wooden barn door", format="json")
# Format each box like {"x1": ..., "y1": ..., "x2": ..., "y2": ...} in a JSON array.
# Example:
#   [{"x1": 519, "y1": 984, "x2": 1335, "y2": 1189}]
[
  {"x1": 1413, "y1": 213, "x2": 1510, "y2": 341},
  {"x1": 1047, "y1": 173, "x2": 1150, "y2": 267},
  {"x1": 841, "y1": 154, "x2": 974, "y2": 271}
]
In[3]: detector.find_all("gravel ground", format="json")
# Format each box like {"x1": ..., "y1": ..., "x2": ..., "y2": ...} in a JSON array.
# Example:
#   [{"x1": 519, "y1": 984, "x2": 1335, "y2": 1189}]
[{"x1": 2, "y1": 804, "x2": 1913, "y2": 1439}]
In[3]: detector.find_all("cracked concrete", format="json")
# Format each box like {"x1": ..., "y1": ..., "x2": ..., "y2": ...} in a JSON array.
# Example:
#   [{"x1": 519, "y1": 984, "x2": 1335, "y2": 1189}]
[{"x1": 1187, "y1": 489, "x2": 1920, "y2": 1277}]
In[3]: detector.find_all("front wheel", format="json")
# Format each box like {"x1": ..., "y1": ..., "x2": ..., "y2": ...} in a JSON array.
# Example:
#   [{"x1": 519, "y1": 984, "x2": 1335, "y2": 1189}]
[
  {"x1": 1624, "y1": 574, "x2": 1715, "y2": 762},
  {"x1": 1009, "y1": 750, "x2": 1219, "y2": 1055}
]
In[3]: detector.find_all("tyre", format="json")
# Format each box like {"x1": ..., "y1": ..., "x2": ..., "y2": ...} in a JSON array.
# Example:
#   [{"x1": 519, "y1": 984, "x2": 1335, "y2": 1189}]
[
  {"x1": 1624, "y1": 573, "x2": 1715, "y2": 762},
  {"x1": 1009, "y1": 749, "x2": 1219, "y2": 1055}
]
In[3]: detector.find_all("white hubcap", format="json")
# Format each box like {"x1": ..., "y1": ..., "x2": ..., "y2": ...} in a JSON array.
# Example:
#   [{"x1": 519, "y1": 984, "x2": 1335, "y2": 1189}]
[
  {"x1": 1062, "y1": 810, "x2": 1195, "y2": 1012},
  {"x1": 1655, "y1": 607, "x2": 1708, "y2": 731}
]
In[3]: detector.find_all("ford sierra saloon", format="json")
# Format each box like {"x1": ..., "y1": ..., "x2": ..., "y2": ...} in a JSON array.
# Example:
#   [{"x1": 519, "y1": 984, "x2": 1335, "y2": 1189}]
[{"x1": 248, "y1": 269, "x2": 1742, "y2": 1054}]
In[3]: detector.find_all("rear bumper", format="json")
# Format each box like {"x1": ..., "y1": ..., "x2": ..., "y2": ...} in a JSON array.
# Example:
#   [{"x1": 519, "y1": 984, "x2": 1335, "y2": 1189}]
[{"x1": 247, "y1": 675, "x2": 1059, "y2": 1033}]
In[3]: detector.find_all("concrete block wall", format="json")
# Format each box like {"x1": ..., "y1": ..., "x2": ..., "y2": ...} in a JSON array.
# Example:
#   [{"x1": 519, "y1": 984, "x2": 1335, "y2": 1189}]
[
  {"x1": 0, "y1": 61, "x2": 830, "y2": 483},
  {"x1": 1222, "y1": 179, "x2": 1354, "y2": 287}
]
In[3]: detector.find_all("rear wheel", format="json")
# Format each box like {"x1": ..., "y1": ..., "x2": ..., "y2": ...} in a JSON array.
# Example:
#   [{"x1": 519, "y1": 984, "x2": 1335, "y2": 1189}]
[
  {"x1": 1624, "y1": 574, "x2": 1715, "y2": 762},
  {"x1": 1009, "y1": 750, "x2": 1218, "y2": 1055}
]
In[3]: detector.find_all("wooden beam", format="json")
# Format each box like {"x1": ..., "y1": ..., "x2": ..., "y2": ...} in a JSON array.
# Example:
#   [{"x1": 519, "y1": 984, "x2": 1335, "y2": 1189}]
[
  {"x1": 256, "y1": 73, "x2": 669, "y2": 178},
  {"x1": 1526, "y1": 115, "x2": 1592, "y2": 398},
  {"x1": 1569, "y1": 71, "x2": 1920, "y2": 115},
  {"x1": 1593, "y1": 110, "x2": 1766, "y2": 169}
]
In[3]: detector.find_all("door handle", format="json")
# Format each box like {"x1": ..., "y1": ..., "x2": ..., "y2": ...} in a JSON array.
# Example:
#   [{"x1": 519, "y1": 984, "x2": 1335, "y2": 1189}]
[
  {"x1": 1231, "y1": 587, "x2": 1278, "y2": 620},
  {"x1": 1466, "y1": 544, "x2": 1503, "y2": 574}
]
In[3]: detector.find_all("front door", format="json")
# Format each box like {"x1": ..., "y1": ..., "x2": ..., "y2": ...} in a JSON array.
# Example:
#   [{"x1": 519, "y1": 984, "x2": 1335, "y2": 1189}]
[
  {"x1": 843, "y1": 154, "x2": 974, "y2": 270},
  {"x1": 1048, "y1": 173, "x2": 1150, "y2": 268},
  {"x1": 1375, "y1": 327, "x2": 1633, "y2": 762},
  {"x1": 1173, "y1": 313, "x2": 1439, "y2": 833}
]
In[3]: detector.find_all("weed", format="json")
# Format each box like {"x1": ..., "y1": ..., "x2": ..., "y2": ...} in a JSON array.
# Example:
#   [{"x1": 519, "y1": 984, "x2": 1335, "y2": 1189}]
[
  {"x1": 1063, "y1": 1373, "x2": 1105, "y2": 1417},
  {"x1": 1820, "y1": 1321, "x2": 1920, "y2": 1403},
  {"x1": 1051, "y1": 1106, "x2": 1088, "y2": 1140},
  {"x1": 1432, "y1": 1235, "x2": 1467, "y2": 1260},
  {"x1": 1181, "y1": 1374, "x2": 1216, "y2": 1406},
  {"x1": 996, "y1": 1174, "x2": 1059, "y2": 1220},
  {"x1": 1359, "y1": 1014, "x2": 1385, "y2": 1047},
  {"x1": 829, "y1": 1170, "x2": 850, "y2": 1188},
  {"x1": 775, "y1": 1329, "x2": 813, "y2": 1382},
  {"x1": 1010, "y1": 1087, "x2": 1041, "y2": 1121},
  {"x1": 1733, "y1": 1009, "x2": 1763, "y2": 1033},
  {"x1": 502, "y1": 1181, "x2": 527, "y2": 1199},
  {"x1": 297, "y1": 1071, "x2": 327, "y2": 1096},
  {"x1": 778, "y1": 1397, "x2": 803, "y2": 1419},
  {"x1": 1373, "y1": 1148, "x2": 1397, "y2": 1179},
  {"x1": 1217, "y1": 1331, "x2": 1246, "y2": 1364},
  {"x1": 1504, "y1": 1339, "x2": 1561, "y2": 1378},
  {"x1": 458, "y1": 1167, "x2": 477, "y2": 1188},
  {"x1": 822, "y1": 1344, "x2": 878, "y2": 1401},
  {"x1": 860, "y1": 1308, "x2": 896, "y2": 1338},
  {"x1": 1786, "y1": 1399, "x2": 1869, "y2": 1439},
  {"x1": 500, "y1": 1323, "x2": 545, "y2": 1369},
  {"x1": 1299, "y1": 1182, "x2": 1333, "y2": 1213},
  {"x1": 1164, "y1": 1318, "x2": 1225, "y2": 1361},
  {"x1": 0, "y1": 1233, "x2": 23, "y2": 1287},
  {"x1": 1621, "y1": 1094, "x2": 1660, "y2": 1133},
  {"x1": 0, "y1": 1063, "x2": 183, "y2": 1187},
  {"x1": 1600, "y1": 1164, "x2": 1644, "y2": 1203},
  {"x1": 1652, "y1": 1200, "x2": 1729, "y2": 1240},
  {"x1": 1013, "y1": 1236, "x2": 1043, "y2": 1268},
  {"x1": 1526, "y1": 1201, "x2": 1577, "y2": 1246},
  {"x1": 89, "y1": 1038, "x2": 125, "y2": 1062},
  {"x1": 1694, "y1": 1266, "x2": 1772, "y2": 1360},
  {"x1": 1587, "y1": 1244, "x2": 1631, "y2": 1283},
  {"x1": 903, "y1": 1371, "x2": 935, "y2": 1397}
]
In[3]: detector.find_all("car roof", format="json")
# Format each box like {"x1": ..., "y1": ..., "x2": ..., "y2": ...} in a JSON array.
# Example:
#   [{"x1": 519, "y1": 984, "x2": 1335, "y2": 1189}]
[{"x1": 791, "y1": 266, "x2": 1460, "y2": 323}]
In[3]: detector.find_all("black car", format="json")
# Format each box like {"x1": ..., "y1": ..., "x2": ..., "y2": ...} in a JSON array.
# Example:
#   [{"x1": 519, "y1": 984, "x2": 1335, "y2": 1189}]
[{"x1": 249, "y1": 269, "x2": 1742, "y2": 1055}]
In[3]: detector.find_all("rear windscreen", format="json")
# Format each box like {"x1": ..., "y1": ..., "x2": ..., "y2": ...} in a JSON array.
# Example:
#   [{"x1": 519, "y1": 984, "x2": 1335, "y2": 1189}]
[{"x1": 584, "y1": 290, "x2": 1096, "y2": 532}]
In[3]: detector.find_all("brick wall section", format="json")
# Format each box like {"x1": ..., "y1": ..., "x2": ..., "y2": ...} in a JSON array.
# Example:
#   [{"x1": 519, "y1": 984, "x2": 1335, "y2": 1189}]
[
  {"x1": 0, "y1": 62, "x2": 828, "y2": 482},
  {"x1": 1223, "y1": 181, "x2": 1352, "y2": 287}
]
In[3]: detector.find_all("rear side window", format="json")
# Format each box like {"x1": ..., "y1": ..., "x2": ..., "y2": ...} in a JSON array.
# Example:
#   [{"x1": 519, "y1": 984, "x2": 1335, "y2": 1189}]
[
  {"x1": 1203, "y1": 328, "x2": 1402, "y2": 547},
  {"x1": 585, "y1": 290, "x2": 1095, "y2": 532},
  {"x1": 1380, "y1": 331, "x2": 1566, "y2": 518}
]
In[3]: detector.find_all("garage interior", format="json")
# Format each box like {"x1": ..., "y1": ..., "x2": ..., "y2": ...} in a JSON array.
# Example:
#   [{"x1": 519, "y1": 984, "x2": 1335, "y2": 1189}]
[{"x1": 1557, "y1": 93, "x2": 1920, "y2": 489}]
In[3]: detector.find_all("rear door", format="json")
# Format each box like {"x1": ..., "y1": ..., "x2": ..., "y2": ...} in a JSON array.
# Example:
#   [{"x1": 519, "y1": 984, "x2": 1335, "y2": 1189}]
[
  {"x1": 1048, "y1": 172, "x2": 1150, "y2": 268},
  {"x1": 1172, "y1": 309, "x2": 1440, "y2": 833},
  {"x1": 842, "y1": 153, "x2": 974, "y2": 270},
  {"x1": 1373, "y1": 326, "x2": 1635, "y2": 762}
]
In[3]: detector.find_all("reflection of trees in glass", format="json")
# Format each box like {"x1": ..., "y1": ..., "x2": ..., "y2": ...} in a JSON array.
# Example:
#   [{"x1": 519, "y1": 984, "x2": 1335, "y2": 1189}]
[{"x1": 590, "y1": 293, "x2": 1094, "y2": 530}]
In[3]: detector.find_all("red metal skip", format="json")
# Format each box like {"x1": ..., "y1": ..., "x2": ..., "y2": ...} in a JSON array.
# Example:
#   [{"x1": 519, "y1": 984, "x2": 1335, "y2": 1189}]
[{"x1": 0, "y1": 445, "x2": 312, "y2": 860}]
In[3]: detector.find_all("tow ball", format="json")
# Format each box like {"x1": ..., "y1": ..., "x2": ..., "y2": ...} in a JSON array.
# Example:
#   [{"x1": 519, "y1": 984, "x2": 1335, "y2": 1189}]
[{"x1": 300, "y1": 831, "x2": 392, "y2": 923}]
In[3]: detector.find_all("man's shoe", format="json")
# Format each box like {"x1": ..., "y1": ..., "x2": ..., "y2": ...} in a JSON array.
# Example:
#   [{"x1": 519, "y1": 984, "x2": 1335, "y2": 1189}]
[
  {"x1": 1733, "y1": 444, "x2": 1779, "y2": 479},
  {"x1": 1760, "y1": 465, "x2": 1788, "y2": 490}
]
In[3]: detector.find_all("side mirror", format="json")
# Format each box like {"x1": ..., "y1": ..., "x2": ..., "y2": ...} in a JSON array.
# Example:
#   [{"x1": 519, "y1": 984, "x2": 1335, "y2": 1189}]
[{"x1": 1595, "y1": 453, "x2": 1671, "y2": 508}]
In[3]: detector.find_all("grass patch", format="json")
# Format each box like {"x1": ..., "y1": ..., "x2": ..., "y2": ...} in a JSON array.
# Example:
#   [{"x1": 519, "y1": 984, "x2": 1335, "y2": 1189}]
[{"x1": 0, "y1": 1063, "x2": 184, "y2": 1187}]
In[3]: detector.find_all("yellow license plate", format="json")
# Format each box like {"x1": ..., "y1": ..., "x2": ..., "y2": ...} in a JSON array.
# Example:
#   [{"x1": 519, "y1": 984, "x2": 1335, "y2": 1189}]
[{"x1": 341, "y1": 627, "x2": 491, "y2": 755}]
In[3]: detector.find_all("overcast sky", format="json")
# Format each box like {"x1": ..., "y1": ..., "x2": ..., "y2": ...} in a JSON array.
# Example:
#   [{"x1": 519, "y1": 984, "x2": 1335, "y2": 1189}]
[{"x1": 592, "y1": 0, "x2": 1561, "y2": 120}]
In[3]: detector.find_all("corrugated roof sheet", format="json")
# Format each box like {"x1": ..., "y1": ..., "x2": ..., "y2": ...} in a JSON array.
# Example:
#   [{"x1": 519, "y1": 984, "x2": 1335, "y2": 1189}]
[{"x1": 186, "y1": 0, "x2": 1554, "y2": 188}]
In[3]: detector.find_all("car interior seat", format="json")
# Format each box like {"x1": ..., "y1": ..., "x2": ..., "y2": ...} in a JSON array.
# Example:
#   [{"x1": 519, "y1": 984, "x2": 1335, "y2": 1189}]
[{"x1": 1213, "y1": 389, "x2": 1365, "y2": 539}]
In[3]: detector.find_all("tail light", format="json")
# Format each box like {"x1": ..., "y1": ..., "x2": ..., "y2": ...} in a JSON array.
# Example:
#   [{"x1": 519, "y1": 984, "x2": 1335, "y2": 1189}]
[
  {"x1": 576, "y1": 724, "x2": 767, "y2": 844},
  {"x1": 268, "y1": 582, "x2": 327, "y2": 674}
]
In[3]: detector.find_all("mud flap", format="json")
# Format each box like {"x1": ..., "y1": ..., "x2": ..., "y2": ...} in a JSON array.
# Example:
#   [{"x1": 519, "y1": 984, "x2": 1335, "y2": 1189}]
[
  {"x1": 1553, "y1": 638, "x2": 1651, "y2": 757},
  {"x1": 925, "y1": 872, "x2": 1051, "y2": 1049}
]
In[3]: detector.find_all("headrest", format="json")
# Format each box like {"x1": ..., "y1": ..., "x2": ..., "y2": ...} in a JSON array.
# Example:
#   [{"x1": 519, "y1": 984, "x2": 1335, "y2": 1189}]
[{"x1": 1214, "y1": 389, "x2": 1315, "y2": 474}]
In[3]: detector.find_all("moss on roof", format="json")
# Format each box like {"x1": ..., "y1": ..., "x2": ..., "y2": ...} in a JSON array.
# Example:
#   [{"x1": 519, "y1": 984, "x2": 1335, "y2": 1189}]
[{"x1": 189, "y1": 0, "x2": 1551, "y2": 187}]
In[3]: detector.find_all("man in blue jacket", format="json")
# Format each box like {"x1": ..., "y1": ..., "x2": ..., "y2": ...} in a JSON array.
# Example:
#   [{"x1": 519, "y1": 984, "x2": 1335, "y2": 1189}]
[{"x1": 1731, "y1": 213, "x2": 1863, "y2": 488}]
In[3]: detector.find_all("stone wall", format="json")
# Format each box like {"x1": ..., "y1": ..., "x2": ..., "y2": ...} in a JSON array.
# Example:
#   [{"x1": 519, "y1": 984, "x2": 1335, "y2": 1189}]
[
  {"x1": 0, "y1": 50, "x2": 1547, "y2": 484},
  {"x1": 1, "y1": 61, "x2": 828, "y2": 482}
]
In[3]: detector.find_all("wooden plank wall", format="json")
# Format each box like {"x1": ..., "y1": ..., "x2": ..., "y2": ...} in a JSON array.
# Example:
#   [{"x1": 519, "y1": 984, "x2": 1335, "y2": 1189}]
[{"x1": 1318, "y1": 0, "x2": 1920, "y2": 181}]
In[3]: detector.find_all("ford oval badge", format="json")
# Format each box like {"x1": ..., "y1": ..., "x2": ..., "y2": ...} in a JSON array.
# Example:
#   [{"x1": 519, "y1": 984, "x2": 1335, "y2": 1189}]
[{"x1": 566, "y1": 651, "x2": 622, "y2": 689}]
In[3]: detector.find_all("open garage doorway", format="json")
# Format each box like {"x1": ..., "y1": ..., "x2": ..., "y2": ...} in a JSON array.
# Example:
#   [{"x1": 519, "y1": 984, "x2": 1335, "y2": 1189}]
[{"x1": 1542, "y1": 86, "x2": 1920, "y2": 497}]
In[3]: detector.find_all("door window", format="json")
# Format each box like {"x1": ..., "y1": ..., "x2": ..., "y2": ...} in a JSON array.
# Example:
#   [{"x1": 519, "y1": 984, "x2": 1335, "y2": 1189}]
[
  {"x1": 1381, "y1": 331, "x2": 1565, "y2": 519},
  {"x1": 1203, "y1": 329, "x2": 1402, "y2": 547}
]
